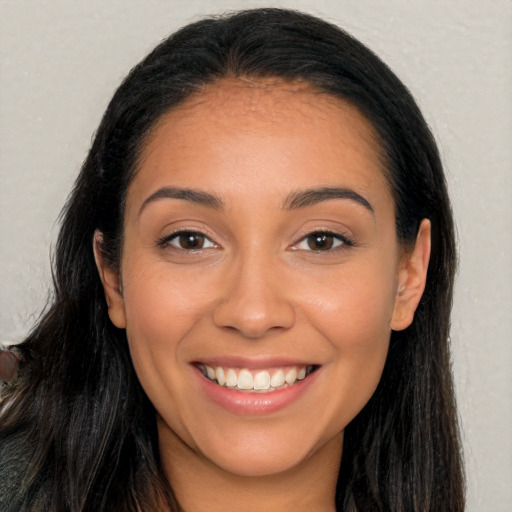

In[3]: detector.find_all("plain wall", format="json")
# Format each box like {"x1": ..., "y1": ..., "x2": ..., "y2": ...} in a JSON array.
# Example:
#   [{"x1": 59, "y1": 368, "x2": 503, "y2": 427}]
[{"x1": 1, "y1": 1, "x2": 511, "y2": 510}]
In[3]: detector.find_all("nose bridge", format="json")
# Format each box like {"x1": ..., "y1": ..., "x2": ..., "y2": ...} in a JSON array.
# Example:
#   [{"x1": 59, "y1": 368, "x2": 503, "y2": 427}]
[{"x1": 213, "y1": 243, "x2": 295, "y2": 338}]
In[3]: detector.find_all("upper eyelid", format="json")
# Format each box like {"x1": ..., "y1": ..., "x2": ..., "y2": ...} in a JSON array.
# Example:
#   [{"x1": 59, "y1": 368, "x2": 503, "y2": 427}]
[
  {"x1": 291, "y1": 229, "x2": 355, "y2": 251},
  {"x1": 158, "y1": 228, "x2": 217, "y2": 247},
  {"x1": 159, "y1": 225, "x2": 216, "y2": 239},
  {"x1": 294, "y1": 228, "x2": 354, "y2": 243},
  {"x1": 157, "y1": 227, "x2": 354, "y2": 248}
]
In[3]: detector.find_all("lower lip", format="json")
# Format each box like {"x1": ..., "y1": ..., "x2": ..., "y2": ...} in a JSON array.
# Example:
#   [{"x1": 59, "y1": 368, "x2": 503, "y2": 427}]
[{"x1": 195, "y1": 367, "x2": 320, "y2": 415}]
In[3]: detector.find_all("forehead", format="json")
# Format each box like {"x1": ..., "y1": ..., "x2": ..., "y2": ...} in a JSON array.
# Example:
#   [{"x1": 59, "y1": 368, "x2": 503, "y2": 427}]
[
  {"x1": 172, "y1": 77, "x2": 345, "y2": 124},
  {"x1": 146, "y1": 77, "x2": 381, "y2": 148},
  {"x1": 130, "y1": 77, "x2": 391, "y2": 212}
]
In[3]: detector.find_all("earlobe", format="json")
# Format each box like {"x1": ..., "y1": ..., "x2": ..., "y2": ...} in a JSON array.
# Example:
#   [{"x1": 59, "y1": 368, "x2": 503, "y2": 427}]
[
  {"x1": 390, "y1": 219, "x2": 431, "y2": 331},
  {"x1": 93, "y1": 230, "x2": 127, "y2": 329}
]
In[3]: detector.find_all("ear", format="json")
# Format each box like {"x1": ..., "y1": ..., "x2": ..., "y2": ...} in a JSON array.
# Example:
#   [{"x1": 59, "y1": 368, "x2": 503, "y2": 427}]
[
  {"x1": 93, "y1": 230, "x2": 127, "y2": 329},
  {"x1": 390, "y1": 219, "x2": 431, "y2": 331}
]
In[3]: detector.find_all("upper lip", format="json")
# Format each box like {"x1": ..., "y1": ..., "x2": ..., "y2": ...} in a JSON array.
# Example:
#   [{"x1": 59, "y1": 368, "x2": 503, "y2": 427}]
[{"x1": 191, "y1": 356, "x2": 319, "y2": 370}]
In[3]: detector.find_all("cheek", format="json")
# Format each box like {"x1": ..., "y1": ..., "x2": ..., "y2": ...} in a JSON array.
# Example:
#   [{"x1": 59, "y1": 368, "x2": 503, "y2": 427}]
[
  {"x1": 119, "y1": 264, "x2": 216, "y2": 434},
  {"x1": 122, "y1": 260, "x2": 216, "y2": 336},
  {"x1": 318, "y1": 281, "x2": 392, "y2": 376},
  {"x1": 119, "y1": 262, "x2": 213, "y2": 386},
  {"x1": 300, "y1": 260, "x2": 398, "y2": 340},
  {"x1": 296, "y1": 260, "x2": 396, "y2": 406},
  {"x1": 315, "y1": 306, "x2": 391, "y2": 432}
]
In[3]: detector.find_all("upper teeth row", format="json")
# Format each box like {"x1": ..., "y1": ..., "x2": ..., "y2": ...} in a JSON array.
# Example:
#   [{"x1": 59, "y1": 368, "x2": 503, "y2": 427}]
[{"x1": 200, "y1": 365, "x2": 308, "y2": 391}]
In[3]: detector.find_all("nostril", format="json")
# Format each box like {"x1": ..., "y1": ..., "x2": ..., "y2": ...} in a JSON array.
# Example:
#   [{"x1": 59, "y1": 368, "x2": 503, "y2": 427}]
[{"x1": 214, "y1": 310, "x2": 295, "y2": 339}]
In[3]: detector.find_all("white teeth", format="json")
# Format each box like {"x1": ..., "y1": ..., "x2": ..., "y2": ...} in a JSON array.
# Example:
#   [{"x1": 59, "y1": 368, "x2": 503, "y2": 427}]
[
  {"x1": 285, "y1": 368, "x2": 297, "y2": 384},
  {"x1": 237, "y1": 369, "x2": 253, "y2": 390},
  {"x1": 254, "y1": 371, "x2": 271, "y2": 390},
  {"x1": 270, "y1": 369, "x2": 285, "y2": 388},
  {"x1": 215, "y1": 366, "x2": 225, "y2": 386},
  {"x1": 206, "y1": 366, "x2": 215, "y2": 380},
  {"x1": 225, "y1": 368, "x2": 238, "y2": 387},
  {"x1": 200, "y1": 364, "x2": 313, "y2": 392}
]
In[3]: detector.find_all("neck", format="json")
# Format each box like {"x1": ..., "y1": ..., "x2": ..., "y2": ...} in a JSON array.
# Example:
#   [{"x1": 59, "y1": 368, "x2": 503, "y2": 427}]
[{"x1": 158, "y1": 418, "x2": 342, "y2": 512}]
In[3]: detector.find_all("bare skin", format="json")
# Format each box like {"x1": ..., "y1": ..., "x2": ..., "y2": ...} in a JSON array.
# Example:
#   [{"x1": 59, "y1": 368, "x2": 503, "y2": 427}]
[
  {"x1": 95, "y1": 78, "x2": 430, "y2": 511},
  {"x1": 159, "y1": 422, "x2": 342, "y2": 512}
]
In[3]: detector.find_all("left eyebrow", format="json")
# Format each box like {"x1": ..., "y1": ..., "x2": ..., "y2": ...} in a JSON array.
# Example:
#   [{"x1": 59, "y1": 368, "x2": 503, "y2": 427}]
[
  {"x1": 283, "y1": 186, "x2": 375, "y2": 215},
  {"x1": 138, "y1": 186, "x2": 224, "y2": 217}
]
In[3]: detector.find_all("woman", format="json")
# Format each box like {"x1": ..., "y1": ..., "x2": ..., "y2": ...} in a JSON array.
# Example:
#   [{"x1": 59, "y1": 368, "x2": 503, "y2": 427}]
[{"x1": 0, "y1": 8, "x2": 464, "y2": 512}]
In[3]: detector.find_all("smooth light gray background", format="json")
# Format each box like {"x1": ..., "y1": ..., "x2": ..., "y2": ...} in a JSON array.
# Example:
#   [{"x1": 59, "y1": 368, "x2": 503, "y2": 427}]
[{"x1": 1, "y1": 1, "x2": 511, "y2": 510}]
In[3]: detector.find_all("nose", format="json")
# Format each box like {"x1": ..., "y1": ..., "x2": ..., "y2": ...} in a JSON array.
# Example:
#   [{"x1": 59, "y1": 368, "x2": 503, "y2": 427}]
[{"x1": 212, "y1": 255, "x2": 296, "y2": 339}]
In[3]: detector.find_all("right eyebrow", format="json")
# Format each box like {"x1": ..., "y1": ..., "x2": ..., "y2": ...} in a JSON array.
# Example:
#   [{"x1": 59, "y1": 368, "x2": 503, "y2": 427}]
[
  {"x1": 283, "y1": 186, "x2": 375, "y2": 216},
  {"x1": 138, "y1": 186, "x2": 224, "y2": 217}
]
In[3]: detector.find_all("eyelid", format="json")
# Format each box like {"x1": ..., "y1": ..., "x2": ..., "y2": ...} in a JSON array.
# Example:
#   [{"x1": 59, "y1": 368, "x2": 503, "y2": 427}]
[
  {"x1": 157, "y1": 228, "x2": 219, "y2": 250},
  {"x1": 291, "y1": 229, "x2": 355, "y2": 251}
]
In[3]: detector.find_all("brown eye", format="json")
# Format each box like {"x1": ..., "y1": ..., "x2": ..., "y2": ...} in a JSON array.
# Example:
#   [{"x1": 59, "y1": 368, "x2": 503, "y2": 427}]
[
  {"x1": 295, "y1": 231, "x2": 352, "y2": 252},
  {"x1": 307, "y1": 233, "x2": 335, "y2": 251},
  {"x1": 163, "y1": 231, "x2": 216, "y2": 250},
  {"x1": 178, "y1": 232, "x2": 205, "y2": 249}
]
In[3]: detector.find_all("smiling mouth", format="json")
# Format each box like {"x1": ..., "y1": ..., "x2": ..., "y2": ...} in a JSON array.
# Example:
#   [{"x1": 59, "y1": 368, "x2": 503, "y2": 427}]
[{"x1": 196, "y1": 364, "x2": 319, "y2": 393}]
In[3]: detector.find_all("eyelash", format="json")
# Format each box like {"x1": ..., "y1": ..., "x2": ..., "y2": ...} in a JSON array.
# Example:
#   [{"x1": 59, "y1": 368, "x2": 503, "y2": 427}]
[
  {"x1": 294, "y1": 230, "x2": 355, "y2": 252},
  {"x1": 157, "y1": 229, "x2": 354, "y2": 253},
  {"x1": 157, "y1": 230, "x2": 217, "y2": 251}
]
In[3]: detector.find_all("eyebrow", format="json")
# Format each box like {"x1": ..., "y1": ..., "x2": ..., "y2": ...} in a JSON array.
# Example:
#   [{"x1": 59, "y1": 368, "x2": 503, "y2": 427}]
[
  {"x1": 283, "y1": 186, "x2": 374, "y2": 215},
  {"x1": 138, "y1": 185, "x2": 374, "y2": 217},
  {"x1": 138, "y1": 186, "x2": 224, "y2": 216}
]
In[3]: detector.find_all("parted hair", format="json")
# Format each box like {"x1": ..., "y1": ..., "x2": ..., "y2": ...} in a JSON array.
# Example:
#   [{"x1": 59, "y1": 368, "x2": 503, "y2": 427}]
[{"x1": 0, "y1": 8, "x2": 464, "y2": 511}]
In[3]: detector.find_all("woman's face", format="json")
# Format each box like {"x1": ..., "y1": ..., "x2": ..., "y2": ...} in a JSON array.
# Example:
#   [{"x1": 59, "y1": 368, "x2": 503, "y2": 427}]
[{"x1": 97, "y1": 78, "x2": 429, "y2": 478}]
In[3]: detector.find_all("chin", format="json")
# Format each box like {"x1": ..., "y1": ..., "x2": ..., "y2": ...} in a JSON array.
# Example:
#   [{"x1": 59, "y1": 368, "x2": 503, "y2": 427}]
[
  {"x1": 207, "y1": 443, "x2": 313, "y2": 478},
  {"x1": 190, "y1": 421, "x2": 339, "y2": 479}
]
